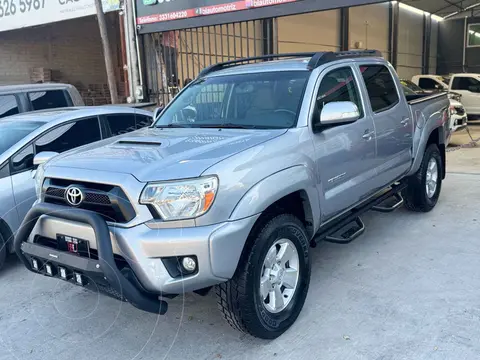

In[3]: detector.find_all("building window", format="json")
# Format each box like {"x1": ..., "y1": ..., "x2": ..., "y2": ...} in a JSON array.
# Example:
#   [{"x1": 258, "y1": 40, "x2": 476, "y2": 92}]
[{"x1": 468, "y1": 24, "x2": 480, "y2": 47}]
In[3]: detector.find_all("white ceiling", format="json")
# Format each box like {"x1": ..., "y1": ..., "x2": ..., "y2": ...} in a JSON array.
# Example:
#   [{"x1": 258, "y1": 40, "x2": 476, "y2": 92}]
[{"x1": 402, "y1": 0, "x2": 480, "y2": 18}]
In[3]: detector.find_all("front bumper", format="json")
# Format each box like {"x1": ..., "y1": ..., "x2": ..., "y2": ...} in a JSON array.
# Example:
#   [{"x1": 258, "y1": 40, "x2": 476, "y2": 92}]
[
  {"x1": 451, "y1": 114, "x2": 468, "y2": 132},
  {"x1": 14, "y1": 203, "x2": 258, "y2": 314}
]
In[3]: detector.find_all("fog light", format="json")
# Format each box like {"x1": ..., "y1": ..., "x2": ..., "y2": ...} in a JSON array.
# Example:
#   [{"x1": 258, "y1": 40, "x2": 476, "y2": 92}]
[
  {"x1": 45, "y1": 264, "x2": 53, "y2": 276},
  {"x1": 32, "y1": 259, "x2": 39, "y2": 271},
  {"x1": 74, "y1": 272, "x2": 85, "y2": 286},
  {"x1": 59, "y1": 267, "x2": 67, "y2": 280},
  {"x1": 181, "y1": 257, "x2": 197, "y2": 272}
]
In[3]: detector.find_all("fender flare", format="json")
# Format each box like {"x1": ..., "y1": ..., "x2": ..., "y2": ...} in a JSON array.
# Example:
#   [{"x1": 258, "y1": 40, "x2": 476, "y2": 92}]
[
  {"x1": 410, "y1": 125, "x2": 445, "y2": 177},
  {"x1": 229, "y1": 165, "x2": 321, "y2": 232}
]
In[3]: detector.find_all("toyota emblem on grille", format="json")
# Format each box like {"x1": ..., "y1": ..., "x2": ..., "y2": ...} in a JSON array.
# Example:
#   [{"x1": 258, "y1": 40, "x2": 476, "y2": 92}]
[{"x1": 65, "y1": 186, "x2": 84, "y2": 206}]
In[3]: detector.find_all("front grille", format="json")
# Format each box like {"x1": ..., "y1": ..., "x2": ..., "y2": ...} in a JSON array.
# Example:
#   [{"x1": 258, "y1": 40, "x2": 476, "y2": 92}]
[
  {"x1": 455, "y1": 107, "x2": 465, "y2": 116},
  {"x1": 42, "y1": 178, "x2": 136, "y2": 223}
]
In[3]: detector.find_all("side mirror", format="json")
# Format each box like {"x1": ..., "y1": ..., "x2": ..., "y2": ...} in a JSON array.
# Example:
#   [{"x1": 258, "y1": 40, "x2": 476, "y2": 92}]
[
  {"x1": 320, "y1": 101, "x2": 360, "y2": 126},
  {"x1": 153, "y1": 106, "x2": 164, "y2": 121},
  {"x1": 33, "y1": 151, "x2": 59, "y2": 166}
]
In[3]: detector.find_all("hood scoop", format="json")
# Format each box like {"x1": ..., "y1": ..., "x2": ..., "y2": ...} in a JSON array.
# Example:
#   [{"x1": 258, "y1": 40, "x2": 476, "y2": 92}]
[{"x1": 115, "y1": 140, "x2": 162, "y2": 146}]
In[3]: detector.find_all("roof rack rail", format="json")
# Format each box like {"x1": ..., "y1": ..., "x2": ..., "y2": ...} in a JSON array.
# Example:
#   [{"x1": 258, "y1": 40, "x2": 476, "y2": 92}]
[
  {"x1": 197, "y1": 50, "x2": 383, "y2": 77},
  {"x1": 307, "y1": 50, "x2": 383, "y2": 70},
  {"x1": 198, "y1": 53, "x2": 316, "y2": 77}
]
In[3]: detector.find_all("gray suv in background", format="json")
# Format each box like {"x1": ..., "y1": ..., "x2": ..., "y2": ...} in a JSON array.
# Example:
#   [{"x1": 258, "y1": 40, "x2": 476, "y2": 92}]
[
  {"x1": 0, "y1": 83, "x2": 84, "y2": 119},
  {"x1": 15, "y1": 51, "x2": 449, "y2": 339},
  {"x1": 0, "y1": 107, "x2": 152, "y2": 269}
]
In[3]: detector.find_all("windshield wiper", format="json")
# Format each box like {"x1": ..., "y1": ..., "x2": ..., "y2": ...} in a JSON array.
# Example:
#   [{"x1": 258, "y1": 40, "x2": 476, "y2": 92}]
[
  {"x1": 155, "y1": 123, "x2": 192, "y2": 128},
  {"x1": 197, "y1": 123, "x2": 255, "y2": 129}
]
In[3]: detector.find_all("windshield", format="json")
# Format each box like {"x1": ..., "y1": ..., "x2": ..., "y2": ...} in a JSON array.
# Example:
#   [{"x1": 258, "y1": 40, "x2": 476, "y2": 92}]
[
  {"x1": 154, "y1": 71, "x2": 310, "y2": 129},
  {"x1": 0, "y1": 120, "x2": 43, "y2": 154},
  {"x1": 400, "y1": 80, "x2": 423, "y2": 93}
]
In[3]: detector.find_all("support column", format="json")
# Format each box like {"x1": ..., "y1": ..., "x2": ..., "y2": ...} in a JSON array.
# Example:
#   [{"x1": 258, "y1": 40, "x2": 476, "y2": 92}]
[
  {"x1": 422, "y1": 13, "x2": 432, "y2": 74},
  {"x1": 389, "y1": 1, "x2": 399, "y2": 68},
  {"x1": 340, "y1": 8, "x2": 349, "y2": 51},
  {"x1": 262, "y1": 18, "x2": 275, "y2": 55}
]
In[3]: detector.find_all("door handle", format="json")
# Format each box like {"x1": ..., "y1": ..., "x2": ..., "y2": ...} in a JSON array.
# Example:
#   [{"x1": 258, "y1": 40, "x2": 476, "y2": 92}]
[
  {"x1": 401, "y1": 118, "x2": 410, "y2": 127},
  {"x1": 362, "y1": 130, "x2": 374, "y2": 141}
]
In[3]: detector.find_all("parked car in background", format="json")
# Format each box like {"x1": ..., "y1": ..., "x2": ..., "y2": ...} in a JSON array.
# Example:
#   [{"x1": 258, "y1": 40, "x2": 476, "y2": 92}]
[
  {"x1": 411, "y1": 74, "x2": 450, "y2": 92},
  {"x1": 14, "y1": 51, "x2": 449, "y2": 339},
  {"x1": 402, "y1": 79, "x2": 467, "y2": 138},
  {"x1": 413, "y1": 73, "x2": 480, "y2": 120},
  {"x1": 449, "y1": 74, "x2": 480, "y2": 119},
  {"x1": 0, "y1": 106, "x2": 152, "y2": 270},
  {"x1": 0, "y1": 83, "x2": 84, "y2": 119}
]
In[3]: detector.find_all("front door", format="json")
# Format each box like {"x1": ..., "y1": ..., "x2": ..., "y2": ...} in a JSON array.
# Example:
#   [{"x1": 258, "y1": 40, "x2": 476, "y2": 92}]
[{"x1": 311, "y1": 65, "x2": 377, "y2": 222}]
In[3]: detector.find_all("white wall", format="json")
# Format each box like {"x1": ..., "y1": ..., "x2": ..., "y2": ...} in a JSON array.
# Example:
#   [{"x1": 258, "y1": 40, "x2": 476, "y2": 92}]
[
  {"x1": 277, "y1": 10, "x2": 340, "y2": 53},
  {"x1": 349, "y1": 3, "x2": 390, "y2": 57},
  {"x1": 397, "y1": 6, "x2": 424, "y2": 79}
]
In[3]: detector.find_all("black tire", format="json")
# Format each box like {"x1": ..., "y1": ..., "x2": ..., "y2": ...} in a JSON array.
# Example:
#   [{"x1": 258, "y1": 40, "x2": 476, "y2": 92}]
[
  {"x1": 0, "y1": 232, "x2": 6, "y2": 271},
  {"x1": 403, "y1": 144, "x2": 443, "y2": 212},
  {"x1": 216, "y1": 213, "x2": 310, "y2": 339}
]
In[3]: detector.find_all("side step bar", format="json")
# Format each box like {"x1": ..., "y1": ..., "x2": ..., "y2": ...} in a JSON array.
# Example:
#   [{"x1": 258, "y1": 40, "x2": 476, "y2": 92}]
[
  {"x1": 372, "y1": 193, "x2": 404, "y2": 213},
  {"x1": 311, "y1": 183, "x2": 407, "y2": 246}
]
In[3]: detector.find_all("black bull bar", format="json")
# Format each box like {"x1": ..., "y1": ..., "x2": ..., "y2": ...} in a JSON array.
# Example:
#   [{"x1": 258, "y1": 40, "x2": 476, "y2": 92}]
[{"x1": 14, "y1": 202, "x2": 168, "y2": 315}]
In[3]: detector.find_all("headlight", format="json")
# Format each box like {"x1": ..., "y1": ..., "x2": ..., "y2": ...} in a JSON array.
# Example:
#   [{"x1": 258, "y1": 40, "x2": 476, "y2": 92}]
[
  {"x1": 34, "y1": 163, "x2": 46, "y2": 198},
  {"x1": 139, "y1": 176, "x2": 218, "y2": 221}
]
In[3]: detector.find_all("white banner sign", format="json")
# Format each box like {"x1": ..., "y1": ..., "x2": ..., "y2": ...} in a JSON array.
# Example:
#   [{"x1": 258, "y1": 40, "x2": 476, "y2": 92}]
[{"x1": 0, "y1": 0, "x2": 120, "y2": 32}]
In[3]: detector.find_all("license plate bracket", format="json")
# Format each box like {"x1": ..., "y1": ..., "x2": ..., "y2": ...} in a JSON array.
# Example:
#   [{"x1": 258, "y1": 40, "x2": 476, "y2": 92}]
[{"x1": 57, "y1": 234, "x2": 90, "y2": 258}]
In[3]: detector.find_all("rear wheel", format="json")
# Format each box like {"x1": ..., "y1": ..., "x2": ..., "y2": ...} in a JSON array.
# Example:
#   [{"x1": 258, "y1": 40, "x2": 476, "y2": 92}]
[
  {"x1": 403, "y1": 144, "x2": 443, "y2": 212},
  {"x1": 216, "y1": 213, "x2": 310, "y2": 339},
  {"x1": 0, "y1": 232, "x2": 6, "y2": 271}
]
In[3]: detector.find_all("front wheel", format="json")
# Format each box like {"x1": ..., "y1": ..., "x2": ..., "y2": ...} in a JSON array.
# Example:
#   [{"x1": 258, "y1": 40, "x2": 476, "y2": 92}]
[
  {"x1": 403, "y1": 144, "x2": 443, "y2": 212},
  {"x1": 216, "y1": 214, "x2": 310, "y2": 339}
]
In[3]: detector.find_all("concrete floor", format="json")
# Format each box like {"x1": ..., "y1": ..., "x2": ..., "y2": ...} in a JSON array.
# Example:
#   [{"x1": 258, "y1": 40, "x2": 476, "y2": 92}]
[{"x1": 1, "y1": 127, "x2": 480, "y2": 360}]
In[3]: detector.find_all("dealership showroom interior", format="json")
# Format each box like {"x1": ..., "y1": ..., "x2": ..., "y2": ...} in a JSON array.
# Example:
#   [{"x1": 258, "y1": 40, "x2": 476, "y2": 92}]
[{"x1": 1, "y1": 0, "x2": 480, "y2": 359}]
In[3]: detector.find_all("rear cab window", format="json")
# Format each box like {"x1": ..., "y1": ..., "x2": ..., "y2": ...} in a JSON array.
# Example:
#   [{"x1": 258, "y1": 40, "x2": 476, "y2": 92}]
[
  {"x1": 359, "y1": 65, "x2": 399, "y2": 113},
  {"x1": 28, "y1": 90, "x2": 72, "y2": 110},
  {"x1": 0, "y1": 94, "x2": 20, "y2": 118}
]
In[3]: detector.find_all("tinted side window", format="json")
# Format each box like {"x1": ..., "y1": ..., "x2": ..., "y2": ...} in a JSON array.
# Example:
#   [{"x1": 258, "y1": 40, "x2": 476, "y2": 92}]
[
  {"x1": 11, "y1": 144, "x2": 34, "y2": 173},
  {"x1": 105, "y1": 114, "x2": 136, "y2": 136},
  {"x1": 136, "y1": 115, "x2": 153, "y2": 128},
  {"x1": 360, "y1": 65, "x2": 399, "y2": 113},
  {"x1": 35, "y1": 117, "x2": 101, "y2": 154},
  {"x1": 0, "y1": 95, "x2": 20, "y2": 118},
  {"x1": 418, "y1": 78, "x2": 438, "y2": 90},
  {"x1": 29, "y1": 90, "x2": 70, "y2": 110},
  {"x1": 452, "y1": 77, "x2": 480, "y2": 92},
  {"x1": 315, "y1": 67, "x2": 363, "y2": 125},
  {"x1": 106, "y1": 114, "x2": 154, "y2": 136}
]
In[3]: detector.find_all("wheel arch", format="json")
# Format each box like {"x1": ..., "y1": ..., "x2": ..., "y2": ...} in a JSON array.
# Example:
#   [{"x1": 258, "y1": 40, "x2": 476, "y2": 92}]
[
  {"x1": 229, "y1": 166, "x2": 320, "y2": 238},
  {"x1": 0, "y1": 217, "x2": 14, "y2": 253}
]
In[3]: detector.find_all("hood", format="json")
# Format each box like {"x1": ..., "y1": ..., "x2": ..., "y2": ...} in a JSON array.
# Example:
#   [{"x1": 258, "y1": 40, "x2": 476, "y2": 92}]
[{"x1": 48, "y1": 127, "x2": 286, "y2": 182}]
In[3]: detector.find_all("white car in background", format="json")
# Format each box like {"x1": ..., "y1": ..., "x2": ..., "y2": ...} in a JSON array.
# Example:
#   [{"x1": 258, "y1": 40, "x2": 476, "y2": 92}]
[
  {"x1": 412, "y1": 73, "x2": 480, "y2": 120},
  {"x1": 402, "y1": 79, "x2": 467, "y2": 136}
]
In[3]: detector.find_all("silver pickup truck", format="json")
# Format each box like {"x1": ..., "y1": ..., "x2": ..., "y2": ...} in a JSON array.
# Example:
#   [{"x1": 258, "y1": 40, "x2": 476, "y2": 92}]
[{"x1": 14, "y1": 51, "x2": 449, "y2": 339}]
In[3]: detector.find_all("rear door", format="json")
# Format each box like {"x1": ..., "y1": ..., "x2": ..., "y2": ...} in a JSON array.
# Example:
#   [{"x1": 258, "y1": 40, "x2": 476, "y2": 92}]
[
  {"x1": 358, "y1": 64, "x2": 412, "y2": 184},
  {"x1": 450, "y1": 75, "x2": 480, "y2": 116},
  {"x1": 311, "y1": 64, "x2": 377, "y2": 220}
]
